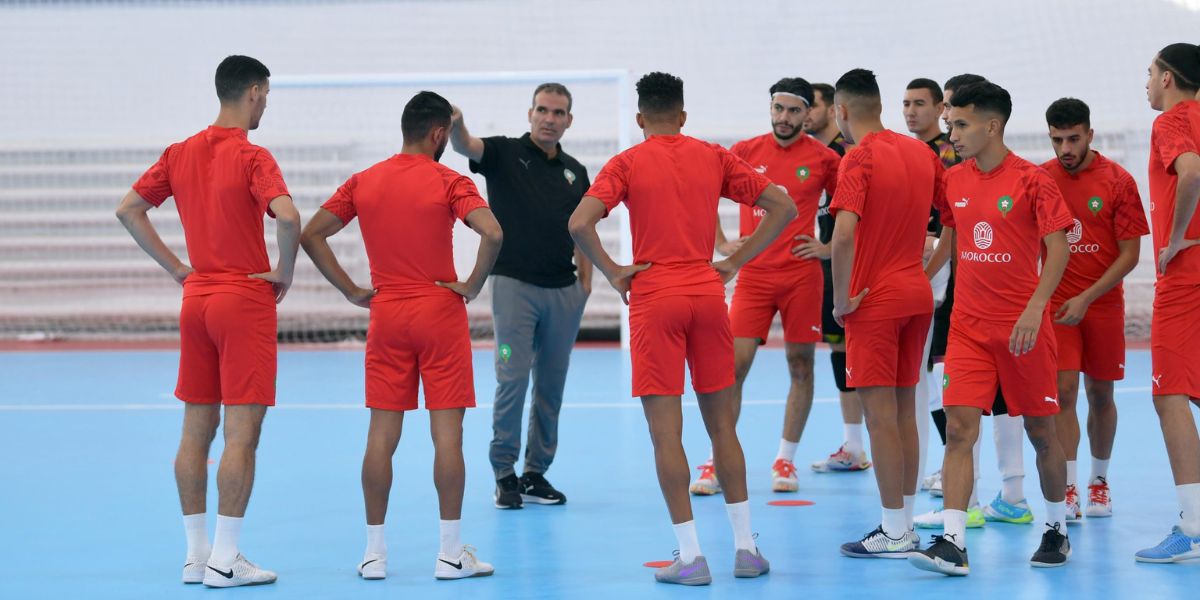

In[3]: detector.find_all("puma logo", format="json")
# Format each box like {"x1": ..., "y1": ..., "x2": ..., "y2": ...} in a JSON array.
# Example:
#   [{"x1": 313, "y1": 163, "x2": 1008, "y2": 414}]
[
  {"x1": 845, "y1": 368, "x2": 853, "y2": 379},
  {"x1": 518, "y1": 158, "x2": 531, "y2": 169},
  {"x1": 811, "y1": 326, "x2": 821, "y2": 334},
  {"x1": 1152, "y1": 374, "x2": 1163, "y2": 387},
  {"x1": 1043, "y1": 396, "x2": 1058, "y2": 405}
]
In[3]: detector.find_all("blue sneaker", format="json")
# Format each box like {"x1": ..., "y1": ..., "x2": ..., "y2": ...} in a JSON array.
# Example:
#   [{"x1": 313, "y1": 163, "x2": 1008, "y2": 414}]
[
  {"x1": 983, "y1": 493, "x2": 1034, "y2": 524},
  {"x1": 1135, "y1": 526, "x2": 1200, "y2": 563}
]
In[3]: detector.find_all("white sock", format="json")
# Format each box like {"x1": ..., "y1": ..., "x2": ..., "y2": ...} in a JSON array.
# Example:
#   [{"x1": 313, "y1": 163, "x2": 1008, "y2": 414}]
[
  {"x1": 1090, "y1": 458, "x2": 1110, "y2": 482},
  {"x1": 706, "y1": 449, "x2": 714, "y2": 464},
  {"x1": 210, "y1": 515, "x2": 243, "y2": 567},
  {"x1": 882, "y1": 507, "x2": 907, "y2": 539},
  {"x1": 366, "y1": 523, "x2": 386, "y2": 556},
  {"x1": 1001, "y1": 476, "x2": 1025, "y2": 505},
  {"x1": 903, "y1": 495, "x2": 916, "y2": 531},
  {"x1": 673, "y1": 521, "x2": 703, "y2": 562},
  {"x1": 1045, "y1": 500, "x2": 1066, "y2": 531},
  {"x1": 843, "y1": 423, "x2": 864, "y2": 455},
  {"x1": 183, "y1": 513, "x2": 210, "y2": 558},
  {"x1": 439, "y1": 519, "x2": 462, "y2": 557},
  {"x1": 776, "y1": 438, "x2": 799, "y2": 463},
  {"x1": 725, "y1": 501, "x2": 756, "y2": 551},
  {"x1": 943, "y1": 509, "x2": 968, "y2": 550},
  {"x1": 1066, "y1": 460, "x2": 1078, "y2": 488},
  {"x1": 1177, "y1": 483, "x2": 1200, "y2": 537}
]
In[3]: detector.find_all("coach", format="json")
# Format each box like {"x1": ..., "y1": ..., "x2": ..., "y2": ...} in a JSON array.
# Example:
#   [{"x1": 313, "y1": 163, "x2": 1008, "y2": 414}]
[{"x1": 450, "y1": 83, "x2": 592, "y2": 509}]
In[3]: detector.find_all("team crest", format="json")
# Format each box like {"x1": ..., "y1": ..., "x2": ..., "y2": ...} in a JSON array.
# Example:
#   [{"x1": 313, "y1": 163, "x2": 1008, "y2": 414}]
[
  {"x1": 1088, "y1": 196, "x2": 1103, "y2": 216},
  {"x1": 563, "y1": 168, "x2": 576, "y2": 185},
  {"x1": 997, "y1": 195, "x2": 1013, "y2": 217},
  {"x1": 796, "y1": 166, "x2": 810, "y2": 181}
]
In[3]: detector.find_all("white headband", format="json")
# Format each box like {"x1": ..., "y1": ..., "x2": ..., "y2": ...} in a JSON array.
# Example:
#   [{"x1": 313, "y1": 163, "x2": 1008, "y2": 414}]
[{"x1": 772, "y1": 92, "x2": 811, "y2": 106}]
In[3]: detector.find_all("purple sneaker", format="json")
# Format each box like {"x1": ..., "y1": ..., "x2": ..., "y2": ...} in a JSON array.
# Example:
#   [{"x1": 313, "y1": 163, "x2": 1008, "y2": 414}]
[
  {"x1": 655, "y1": 555, "x2": 711, "y2": 586},
  {"x1": 734, "y1": 548, "x2": 770, "y2": 577}
]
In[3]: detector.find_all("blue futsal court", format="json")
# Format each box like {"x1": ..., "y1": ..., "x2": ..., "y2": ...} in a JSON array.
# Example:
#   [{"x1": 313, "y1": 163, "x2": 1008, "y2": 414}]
[{"x1": 1, "y1": 347, "x2": 1196, "y2": 599}]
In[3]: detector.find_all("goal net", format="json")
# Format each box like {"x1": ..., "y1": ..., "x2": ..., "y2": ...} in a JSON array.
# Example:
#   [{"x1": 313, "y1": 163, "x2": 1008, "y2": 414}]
[{"x1": 0, "y1": 69, "x2": 634, "y2": 344}]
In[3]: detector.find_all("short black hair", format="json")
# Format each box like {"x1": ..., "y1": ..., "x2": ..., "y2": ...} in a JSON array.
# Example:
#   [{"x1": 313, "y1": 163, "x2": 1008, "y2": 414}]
[
  {"x1": 1157, "y1": 43, "x2": 1200, "y2": 92},
  {"x1": 811, "y1": 83, "x2": 835, "y2": 106},
  {"x1": 769, "y1": 77, "x2": 814, "y2": 106},
  {"x1": 944, "y1": 73, "x2": 987, "y2": 96},
  {"x1": 215, "y1": 55, "x2": 270, "y2": 103},
  {"x1": 948, "y1": 81, "x2": 1012, "y2": 124},
  {"x1": 636, "y1": 72, "x2": 684, "y2": 117},
  {"x1": 835, "y1": 69, "x2": 881, "y2": 100},
  {"x1": 533, "y1": 82, "x2": 573, "y2": 112},
  {"x1": 401, "y1": 91, "x2": 452, "y2": 142},
  {"x1": 906, "y1": 78, "x2": 944, "y2": 103},
  {"x1": 1045, "y1": 97, "x2": 1090, "y2": 130}
]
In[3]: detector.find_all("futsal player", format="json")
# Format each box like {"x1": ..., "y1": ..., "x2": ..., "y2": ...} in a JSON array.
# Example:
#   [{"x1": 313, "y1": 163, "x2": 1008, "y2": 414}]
[
  {"x1": 690, "y1": 77, "x2": 841, "y2": 495},
  {"x1": 908, "y1": 81, "x2": 1073, "y2": 575},
  {"x1": 115, "y1": 55, "x2": 300, "y2": 588},
  {"x1": 1041, "y1": 97, "x2": 1148, "y2": 521},
  {"x1": 301, "y1": 91, "x2": 502, "y2": 580},
  {"x1": 804, "y1": 82, "x2": 872, "y2": 474},
  {"x1": 569, "y1": 72, "x2": 795, "y2": 585},
  {"x1": 825, "y1": 69, "x2": 939, "y2": 558},
  {"x1": 1135, "y1": 42, "x2": 1200, "y2": 563},
  {"x1": 916, "y1": 75, "x2": 1034, "y2": 532}
]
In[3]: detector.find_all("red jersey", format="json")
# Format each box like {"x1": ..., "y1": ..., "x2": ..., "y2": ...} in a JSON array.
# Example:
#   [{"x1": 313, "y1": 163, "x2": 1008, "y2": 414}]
[
  {"x1": 829, "y1": 130, "x2": 940, "y2": 320},
  {"x1": 1042, "y1": 152, "x2": 1148, "y2": 307},
  {"x1": 1149, "y1": 100, "x2": 1200, "y2": 285},
  {"x1": 938, "y1": 152, "x2": 1073, "y2": 322},
  {"x1": 730, "y1": 133, "x2": 840, "y2": 273},
  {"x1": 321, "y1": 154, "x2": 488, "y2": 302},
  {"x1": 586, "y1": 134, "x2": 771, "y2": 300},
  {"x1": 133, "y1": 126, "x2": 289, "y2": 304}
]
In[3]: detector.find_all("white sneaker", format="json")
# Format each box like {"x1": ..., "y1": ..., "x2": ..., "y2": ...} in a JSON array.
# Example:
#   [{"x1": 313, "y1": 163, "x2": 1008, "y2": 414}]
[
  {"x1": 920, "y1": 469, "x2": 941, "y2": 491},
  {"x1": 358, "y1": 553, "x2": 387, "y2": 580},
  {"x1": 182, "y1": 556, "x2": 207, "y2": 584},
  {"x1": 434, "y1": 545, "x2": 494, "y2": 580},
  {"x1": 202, "y1": 554, "x2": 277, "y2": 588}
]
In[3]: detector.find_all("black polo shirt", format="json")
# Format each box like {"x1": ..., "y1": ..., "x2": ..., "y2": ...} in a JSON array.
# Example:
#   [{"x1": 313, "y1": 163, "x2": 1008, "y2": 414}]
[{"x1": 469, "y1": 133, "x2": 590, "y2": 288}]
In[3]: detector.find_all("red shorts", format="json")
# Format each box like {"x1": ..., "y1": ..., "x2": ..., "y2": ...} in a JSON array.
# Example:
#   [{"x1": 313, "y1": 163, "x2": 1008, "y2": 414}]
[
  {"x1": 943, "y1": 311, "x2": 1060, "y2": 417},
  {"x1": 729, "y1": 266, "x2": 823, "y2": 344},
  {"x1": 366, "y1": 296, "x2": 475, "y2": 411},
  {"x1": 844, "y1": 312, "x2": 932, "y2": 388},
  {"x1": 629, "y1": 294, "x2": 735, "y2": 397},
  {"x1": 1051, "y1": 302, "x2": 1125, "y2": 380},
  {"x1": 1151, "y1": 281, "x2": 1200, "y2": 398},
  {"x1": 176, "y1": 292, "x2": 277, "y2": 406}
]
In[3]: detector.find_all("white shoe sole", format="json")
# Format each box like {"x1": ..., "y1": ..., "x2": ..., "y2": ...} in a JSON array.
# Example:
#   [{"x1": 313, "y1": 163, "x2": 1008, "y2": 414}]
[
  {"x1": 436, "y1": 569, "x2": 495, "y2": 580},
  {"x1": 520, "y1": 494, "x2": 565, "y2": 505},
  {"x1": 689, "y1": 484, "x2": 721, "y2": 496},
  {"x1": 771, "y1": 479, "x2": 799, "y2": 493},
  {"x1": 908, "y1": 554, "x2": 968, "y2": 576}
]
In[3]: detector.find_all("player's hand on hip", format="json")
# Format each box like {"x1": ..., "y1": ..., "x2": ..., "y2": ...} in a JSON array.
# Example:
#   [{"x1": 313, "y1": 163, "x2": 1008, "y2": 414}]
[
  {"x1": 710, "y1": 258, "x2": 741, "y2": 285},
  {"x1": 436, "y1": 280, "x2": 481, "y2": 303},
  {"x1": 608, "y1": 263, "x2": 651, "y2": 305},
  {"x1": 1052, "y1": 295, "x2": 1089, "y2": 326},
  {"x1": 1010, "y1": 307, "x2": 1042, "y2": 356},
  {"x1": 832, "y1": 288, "x2": 868, "y2": 327},
  {"x1": 170, "y1": 264, "x2": 194, "y2": 286},
  {"x1": 248, "y1": 268, "x2": 293, "y2": 303},
  {"x1": 346, "y1": 286, "x2": 377, "y2": 309},
  {"x1": 716, "y1": 236, "x2": 747, "y2": 257},
  {"x1": 1158, "y1": 239, "x2": 1200, "y2": 275},
  {"x1": 793, "y1": 235, "x2": 830, "y2": 260}
]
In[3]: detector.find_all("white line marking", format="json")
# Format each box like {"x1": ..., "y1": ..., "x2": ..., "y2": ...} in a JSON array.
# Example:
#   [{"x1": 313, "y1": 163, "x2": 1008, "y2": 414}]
[{"x1": 0, "y1": 385, "x2": 1155, "y2": 412}]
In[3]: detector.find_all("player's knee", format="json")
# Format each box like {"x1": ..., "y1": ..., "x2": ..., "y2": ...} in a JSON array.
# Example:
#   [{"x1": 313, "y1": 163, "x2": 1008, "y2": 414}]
[
  {"x1": 1022, "y1": 417, "x2": 1056, "y2": 451},
  {"x1": 785, "y1": 350, "x2": 814, "y2": 382},
  {"x1": 1057, "y1": 376, "x2": 1079, "y2": 405},
  {"x1": 945, "y1": 415, "x2": 979, "y2": 450},
  {"x1": 1083, "y1": 380, "x2": 1114, "y2": 408}
]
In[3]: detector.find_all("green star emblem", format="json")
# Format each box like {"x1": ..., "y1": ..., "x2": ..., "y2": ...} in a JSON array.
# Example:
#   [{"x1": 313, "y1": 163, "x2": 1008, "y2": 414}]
[
  {"x1": 796, "y1": 166, "x2": 810, "y2": 181},
  {"x1": 1088, "y1": 196, "x2": 1103, "y2": 216},
  {"x1": 997, "y1": 195, "x2": 1013, "y2": 217}
]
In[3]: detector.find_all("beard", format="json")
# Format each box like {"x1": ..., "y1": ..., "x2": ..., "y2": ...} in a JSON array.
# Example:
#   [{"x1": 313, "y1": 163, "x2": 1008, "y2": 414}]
[{"x1": 773, "y1": 122, "x2": 801, "y2": 140}]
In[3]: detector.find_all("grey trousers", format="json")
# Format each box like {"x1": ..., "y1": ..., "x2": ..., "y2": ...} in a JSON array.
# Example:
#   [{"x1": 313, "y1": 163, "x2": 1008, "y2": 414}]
[{"x1": 489, "y1": 275, "x2": 587, "y2": 479}]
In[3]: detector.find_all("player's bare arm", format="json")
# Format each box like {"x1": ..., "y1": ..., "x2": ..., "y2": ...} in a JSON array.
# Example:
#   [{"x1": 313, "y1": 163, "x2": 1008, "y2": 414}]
[{"x1": 300, "y1": 208, "x2": 376, "y2": 308}]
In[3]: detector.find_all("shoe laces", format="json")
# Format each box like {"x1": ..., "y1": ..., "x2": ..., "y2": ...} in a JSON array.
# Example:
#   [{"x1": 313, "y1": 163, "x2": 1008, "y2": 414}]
[
  {"x1": 1065, "y1": 484, "x2": 1079, "y2": 505},
  {"x1": 1038, "y1": 523, "x2": 1066, "y2": 551},
  {"x1": 1088, "y1": 478, "x2": 1109, "y2": 504},
  {"x1": 773, "y1": 458, "x2": 797, "y2": 478},
  {"x1": 460, "y1": 545, "x2": 478, "y2": 563},
  {"x1": 696, "y1": 462, "x2": 717, "y2": 479}
]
